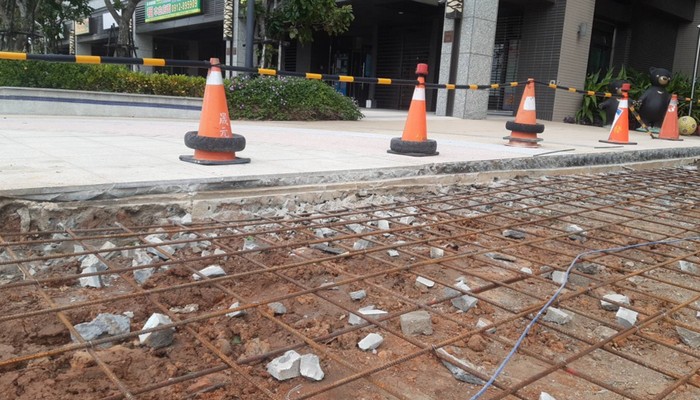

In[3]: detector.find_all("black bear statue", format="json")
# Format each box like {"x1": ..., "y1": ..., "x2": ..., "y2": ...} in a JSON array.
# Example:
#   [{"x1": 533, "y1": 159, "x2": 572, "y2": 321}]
[{"x1": 636, "y1": 67, "x2": 672, "y2": 129}]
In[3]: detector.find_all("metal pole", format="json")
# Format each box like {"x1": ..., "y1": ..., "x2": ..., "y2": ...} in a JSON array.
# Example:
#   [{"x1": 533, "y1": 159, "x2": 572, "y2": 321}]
[
  {"x1": 689, "y1": 24, "x2": 700, "y2": 115},
  {"x1": 245, "y1": 0, "x2": 255, "y2": 68}
]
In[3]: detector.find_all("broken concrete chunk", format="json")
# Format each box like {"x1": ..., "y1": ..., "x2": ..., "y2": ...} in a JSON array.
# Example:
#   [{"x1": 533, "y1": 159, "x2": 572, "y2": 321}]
[
  {"x1": 180, "y1": 213, "x2": 192, "y2": 224},
  {"x1": 575, "y1": 262, "x2": 600, "y2": 275},
  {"x1": 486, "y1": 253, "x2": 516, "y2": 262},
  {"x1": 349, "y1": 305, "x2": 387, "y2": 325},
  {"x1": 540, "y1": 393, "x2": 557, "y2": 400},
  {"x1": 80, "y1": 254, "x2": 107, "y2": 272},
  {"x1": 268, "y1": 302, "x2": 287, "y2": 315},
  {"x1": 132, "y1": 249, "x2": 153, "y2": 266},
  {"x1": 347, "y1": 224, "x2": 365, "y2": 234},
  {"x1": 400, "y1": 311, "x2": 433, "y2": 336},
  {"x1": 226, "y1": 302, "x2": 245, "y2": 317},
  {"x1": 144, "y1": 235, "x2": 174, "y2": 260},
  {"x1": 387, "y1": 249, "x2": 400, "y2": 257},
  {"x1": 139, "y1": 313, "x2": 175, "y2": 349},
  {"x1": 79, "y1": 266, "x2": 102, "y2": 288},
  {"x1": 451, "y1": 295, "x2": 478, "y2": 312},
  {"x1": 266, "y1": 350, "x2": 301, "y2": 381},
  {"x1": 616, "y1": 307, "x2": 638, "y2": 328},
  {"x1": 169, "y1": 304, "x2": 199, "y2": 314},
  {"x1": 476, "y1": 318, "x2": 496, "y2": 334},
  {"x1": 415, "y1": 276, "x2": 435, "y2": 288},
  {"x1": 314, "y1": 228, "x2": 336, "y2": 238},
  {"x1": 502, "y1": 229, "x2": 525, "y2": 239},
  {"x1": 213, "y1": 249, "x2": 227, "y2": 259},
  {"x1": 676, "y1": 327, "x2": 700, "y2": 348},
  {"x1": 520, "y1": 267, "x2": 533, "y2": 274},
  {"x1": 358, "y1": 333, "x2": 384, "y2": 351},
  {"x1": 679, "y1": 260, "x2": 699, "y2": 274},
  {"x1": 72, "y1": 313, "x2": 130, "y2": 343},
  {"x1": 133, "y1": 267, "x2": 155, "y2": 285},
  {"x1": 353, "y1": 240, "x2": 370, "y2": 250},
  {"x1": 399, "y1": 216, "x2": 415, "y2": 225},
  {"x1": 430, "y1": 247, "x2": 444, "y2": 259},
  {"x1": 349, "y1": 290, "x2": 367, "y2": 301},
  {"x1": 543, "y1": 307, "x2": 572, "y2": 325},
  {"x1": 311, "y1": 243, "x2": 346, "y2": 255},
  {"x1": 600, "y1": 294, "x2": 630, "y2": 311},
  {"x1": 243, "y1": 237, "x2": 267, "y2": 251},
  {"x1": 99, "y1": 241, "x2": 117, "y2": 260},
  {"x1": 300, "y1": 354, "x2": 324, "y2": 381},
  {"x1": 436, "y1": 348, "x2": 485, "y2": 385},
  {"x1": 377, "y1": 220, "x2": 390, "y2": 231},
  {"x1": 551, "y1": 271, "x2": 567, "y2": 285},
  {"x1": 192, "y1": 265, "x2": 226, "y2": 280}
]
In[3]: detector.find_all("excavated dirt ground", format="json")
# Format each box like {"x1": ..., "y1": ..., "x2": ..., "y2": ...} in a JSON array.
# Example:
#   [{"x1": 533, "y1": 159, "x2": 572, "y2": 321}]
[{"x1": 1, "y1": 167, "x2": 700, "y2": 399}]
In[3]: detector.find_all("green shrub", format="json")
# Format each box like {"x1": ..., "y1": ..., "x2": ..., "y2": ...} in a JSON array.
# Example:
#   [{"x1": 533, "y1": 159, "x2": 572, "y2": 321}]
[{"x1": 227, "y1": 75, "x2": 363, "y2": 121}]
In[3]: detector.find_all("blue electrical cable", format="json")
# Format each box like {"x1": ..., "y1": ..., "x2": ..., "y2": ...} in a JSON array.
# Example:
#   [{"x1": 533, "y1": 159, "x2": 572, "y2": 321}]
[{"x1": 469, "y1": 235, "x2": 700, "y2": 400}]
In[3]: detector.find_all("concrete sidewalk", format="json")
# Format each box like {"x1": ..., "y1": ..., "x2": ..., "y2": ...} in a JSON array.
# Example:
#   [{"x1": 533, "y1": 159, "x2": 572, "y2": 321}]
[{"x1": 1, "y1": 109, "x2": 699, "y2": 201}]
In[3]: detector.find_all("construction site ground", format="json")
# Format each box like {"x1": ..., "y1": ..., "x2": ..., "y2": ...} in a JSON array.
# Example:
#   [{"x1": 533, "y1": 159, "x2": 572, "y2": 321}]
[{"x1": 1, "y1": 110, "x2": 700, "y2": 400}]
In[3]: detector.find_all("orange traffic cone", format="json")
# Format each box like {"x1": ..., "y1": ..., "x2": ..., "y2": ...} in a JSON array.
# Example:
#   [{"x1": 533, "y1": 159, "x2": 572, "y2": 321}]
[
  {"x1": 387, "y1": 63, "x2": 438, "y2": 157},
  {"x1": 658, "y1": 94, "x2": 682, "y2": 141},
  {"x1": 180, "y1": 58, "x2": 250, "y2": 165},
  {"x1": 599, "y1": 86, "x2": 636, "y2": 145},
  {"x1": 503, "y1": 79, "x2": 544, "y2": 147}
]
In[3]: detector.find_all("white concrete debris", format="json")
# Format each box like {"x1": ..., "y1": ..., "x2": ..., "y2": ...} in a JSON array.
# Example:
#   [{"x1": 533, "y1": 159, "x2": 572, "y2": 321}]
[
  {"x1": 192, "y1": 265, "x2": 226, "y2": 280},
  {"x1": 226, "y1": 302, "x2": 245, "y2": 317},
  {"x1": 476, "y1": 318, "x2": 496, "y2": 334},
  {"x1": 676, "y1": 327, "x2": 700, "y2": 348},
  {"x1": 400, "y1": 311, "x2": 433, "y2": 336},
  {"x1": 300, "y1": 354, "x2": 324, "y2": 381},
  {"x1": 133, "y1": 268, "x2": 155, "y2": 285},
  {"x1": 444, "y1": 281, "x2": 477, "y2": 312},
  {"x1": 600, "y1": 294, "x2": 631, "y2": 311},
  {"x1": 540, "y1": 392, "x2": 557, "y2": 400},
  {"x1": 415, "y1": 276, "x2": 435, "y2": 288},
  {"x1": 358, "y1": 333, "x2": 384, "y2": 351},
  {"x1": 399, "y1": 216, "x2": 416, "y2": 225},
  {"x1": 387, "y1": 249, "x2": 400, "y2": 257},
  {"x1": 543, "y1": 307, "x2": 572, "y2": 325},
  {"x1": 132, "y1": 249, "x2": 153, "y2": 266},
  {"x1": 214, "y1": 248, "x2": 227, "y2": 260},
  {"x1": 144, "y1": 235, "x2": 174, "y2": 260},
  {"x1": 347, "y1": 224, "x2": 365, "y2": 234},
  {"x1": 502, "y1": 229, "x2": 525, "y2": 239},
  {"x1": 430, "y1": 247, "x2": 445, "y2": 259},
  {"x1": 436, "y1": 348, "x2": 485, "y2": 385},
  {"x1": 169, "y1": 304, "x2": 199, "y2": 314},
  {"x1": 268, "y1": 302, "x2": 287, "y2": 315},
  {"x1": 520, "y1": 267, "x2": 533, "y2": 274},
  {"x1": 616, "y1": 307, "x2": 638, "y2": 328},
  {"x1": 576, "y1": 262, "x2": 600, "y2": 275},
  {"x1": 79, "y1": 266, "x2": 102, "y2": 288},
  {"x1": 99, "y1": 241, "x2": 118, "y2": 259},
  {"x1": 353, "y1": 240, "x2": 370, "y2": 250},
  {"x1": 242, "y1": 237, "x2": 267, "y2": 251},
  {"x1": 72, "y1": 313, "x2": 131, "y2": 343},
  {"x1": 349, "y1": 305, "x2": 387, "y2": 325},
  {"x1": 377, "y1": 220, "x2": 390, "y2": 231},
  {"x1": 551, "y1": 271, "x2": 567, "y2": 285},
  {"x1": 266, "y1": 350, "x2": 302, "y2": 381},
  {"x1": 139, "y1": 313, "x2": 175, "y2": 349},
  {"x1": 80, "y1": 254, "x2": 107, "y2": 272},
  {"x1": 679, "y1": 260, "x2": 699, "y2": 274},
  {"x1": 349, "y1": 290, "x2": 366, "y2": 301}
]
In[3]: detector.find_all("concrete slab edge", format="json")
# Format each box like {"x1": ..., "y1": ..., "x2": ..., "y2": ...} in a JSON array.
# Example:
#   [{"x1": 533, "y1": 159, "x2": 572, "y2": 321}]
[{"x1": 1, "y1": 147, "x2": 699, "y2": 202}]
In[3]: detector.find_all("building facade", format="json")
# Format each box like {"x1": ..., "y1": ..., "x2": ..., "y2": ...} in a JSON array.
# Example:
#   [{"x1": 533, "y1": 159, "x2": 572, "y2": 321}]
[{"x1": 73, "y1": 0, "x2": 700, "y2": 121}]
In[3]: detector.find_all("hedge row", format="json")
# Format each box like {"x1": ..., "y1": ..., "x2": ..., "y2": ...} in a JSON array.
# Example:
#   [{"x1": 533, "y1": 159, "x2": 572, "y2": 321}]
[{"x1": 0, "y1": 60, "x2": 363, "y2": 121}]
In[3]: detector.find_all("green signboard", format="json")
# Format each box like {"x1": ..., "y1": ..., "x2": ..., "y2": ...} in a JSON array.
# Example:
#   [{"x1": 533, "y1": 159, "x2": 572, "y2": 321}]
[{"x1": 145, "y1": 0, "x2": 201, "y2": 23}]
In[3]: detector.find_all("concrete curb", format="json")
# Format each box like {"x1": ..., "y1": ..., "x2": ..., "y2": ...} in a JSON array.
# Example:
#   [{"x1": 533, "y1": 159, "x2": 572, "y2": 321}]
[
  {"x1": 1, "y1": 147, "x2": 698, "y2": 202},
  {"x1": 0, "y1": 87, "x2": 202, "y2": 119}
]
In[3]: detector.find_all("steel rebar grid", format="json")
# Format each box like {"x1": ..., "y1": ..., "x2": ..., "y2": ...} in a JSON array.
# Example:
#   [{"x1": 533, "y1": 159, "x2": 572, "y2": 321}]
[{"x1": 1, "y1": 167, "x2": 700, "y2": 399}]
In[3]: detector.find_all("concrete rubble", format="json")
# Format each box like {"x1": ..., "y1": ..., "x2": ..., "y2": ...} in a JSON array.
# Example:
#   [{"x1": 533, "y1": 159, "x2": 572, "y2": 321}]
[
  {"x1": 543, "y1": 307, "x2": 572, "y2": 325},
  {"x1": 476, "y1": 318, "x2": 496, "y2": 334},
  {"x1": 430, "y1": 247, "x2": 445, "y2": 259},
  {"x1": 436, "y1": 348, "x2": 485, "y2": 385},
  {"x1": 616, "y1": 307, "x2": 638, "y2": 328},
  {"x1": 169, "y1": 304, "x2": 199, "y2": 314},
  {"x1": 80, "y1": 254, "x2": 107, "y2": 272},
  {"x1": 311, "y1": 243, "x2": 346, "y2": 255},
  {"x1": 415, "y1": 276, "x2": 435, "y2": 289},
  {"x1": 444, "y1": 281, "x2": 477, "y2": 312},
  {"x1": 79, "y1": 266, "x2": 103, "y2": 288},
  {"x1": 144, "y1": 234, "x2": 174, "y2": 260},
  {"x1": 139, "y1": 313, "x2": 175, "y2": 349},
  {"x1": 520, "y1": 267, "x2": 533, "y2": 274},
  {"x1": 679, "y1": 260, "x2": 698, "y2": 274},
  {"x1": 266, "y1": 350, "x2": 302, "y2": 381},
  {"x1": 676, "y1": 327, "x2": 700, "y2": 348},
  {"x1": 314, "y1": 228, "x2": 336, "y2": 238},
  {"x1": 358, "y1": 333, "x2": 384, "y2": 351},
  {"x1": 551, "y1": 271, "x2": 567, "y2": 285},
  {"x1": 99, "y1": 241, "x2": 118, "y2": 259},
  {"x1": 268, "y1": 302, "x2": 287, "y2": 315},
  {"x1": 400, "y1": 311, "x2": 433, "y2": 336},
  {"x1": 353, "y1": 239, "x2": 370, "y2": 250},
  {"x1": 600, "y1": 294, "x2": 630, "y2": 311},
  {"x1": 486, "y1": 253, "x2": 516, "y2": 263},
  {"x1": 540, "y1": 392, "x2": 557, "y2": 400},
  {"x1": 192, "y1": 265, "x2": 226, "y2": 280},
  {"x1": 399, "y1": 216, "x2": 416, "y2": 225},
  {"x1": 387, "y1": 249, "x2": 400, "y2": 257},
  {"x1": 72, "y1": 313, "x2": 131, "y2": 344},
  {"x1": 349, "y1": 290, "x2": 367, "y2": 301},
  {"x1": 502, "y1": 229, "x2": 525, "y2": 239},
  {"x1": 299, "y1": 354, "x2": 324, "y2": 381},
  {"x1": 575, "y1": 262, "x2": 600, "y2": 275},
  {"x1": 226, "y1": 302, "x2": 245, "y2": 317},
  {"x1": 349, "y1": 305, "x2": 387, "y2": 325},
  {"x1": 242, "y1": 237, "x2": 267, "y2": 251},
  {"x1": 377, "y1": 219, "x2": 390, "y2": 231}
]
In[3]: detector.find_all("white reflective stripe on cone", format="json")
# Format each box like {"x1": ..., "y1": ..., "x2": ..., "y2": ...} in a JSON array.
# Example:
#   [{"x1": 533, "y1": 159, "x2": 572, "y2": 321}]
[
  {"x1": 619, "y1": 99, "x2": 628, "y2": 108},
  {"x1": 523, "y1": 96, "x2": 536, "y2": 111},
  {"x1": 207, "y1": 70, "x2": 224, "y2": 86},
  {"x1": 412, "y1": 88, "x2": 426, "y2": 101}
]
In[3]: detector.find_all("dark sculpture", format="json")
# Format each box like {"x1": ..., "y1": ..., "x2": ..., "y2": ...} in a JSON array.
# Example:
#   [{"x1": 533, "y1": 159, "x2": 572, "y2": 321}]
[
  {"x1": 636, "y1": 67, "x2": 672, "y2": 128},
  {"x1": 599, "y1": 79, "x2": 627, "y2": 125}
]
